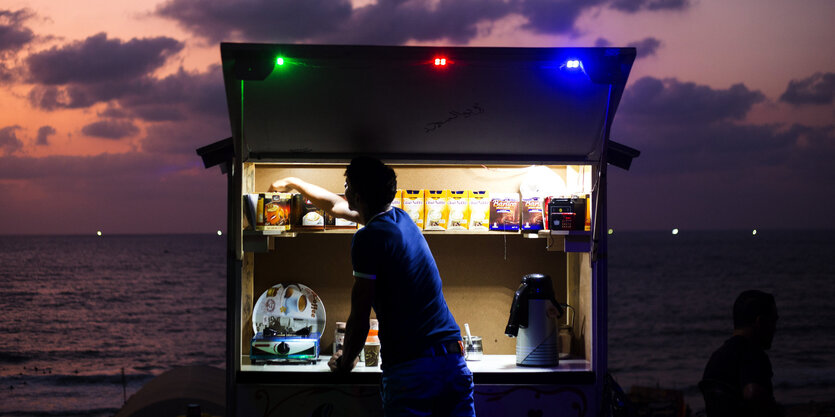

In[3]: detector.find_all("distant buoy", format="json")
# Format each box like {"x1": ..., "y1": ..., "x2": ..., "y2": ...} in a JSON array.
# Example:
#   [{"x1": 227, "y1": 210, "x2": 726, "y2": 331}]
[
  {"x1": 672, "y1": 228, "x2": 679, "y2": 235},
  {"x1": 96, "y1": 231, "x2": 102, "y2": 237},
  {"x1": 752, "y1": 229, "x2": 757, "y2": 236},
  {"x1": 608, "y1": 228, "x2": 614, "y2": 235},
  {"x1": 217, "y1": 230, "x2": 223, "y2": 236}
]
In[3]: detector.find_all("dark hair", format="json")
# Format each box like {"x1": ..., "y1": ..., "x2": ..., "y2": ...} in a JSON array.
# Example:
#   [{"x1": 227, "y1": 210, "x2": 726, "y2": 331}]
[
  {"x1": 344, "y1": 156, "x2": 397, "y2": 213},
  {"x1": 733, "y1": 290, "x2": 776, "y2": 329}
]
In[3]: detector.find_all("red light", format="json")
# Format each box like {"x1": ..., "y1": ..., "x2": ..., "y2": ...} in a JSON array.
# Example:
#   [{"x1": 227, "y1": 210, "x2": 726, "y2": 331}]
[{"x1": 433, "y1": 57, "x2": 448, "y2": 66}]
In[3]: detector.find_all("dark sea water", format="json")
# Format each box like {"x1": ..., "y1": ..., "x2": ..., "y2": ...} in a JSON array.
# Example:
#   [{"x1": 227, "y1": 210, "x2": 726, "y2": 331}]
[
  {"x1": 0, "y1": 232, "x2": 833, "y2": 416},
  {"x1": 608, "y1": 230, "x2": 835, "y2": 413},
  {"x1": 0, "y1": 235, "x2": 226, "y2": 416}
]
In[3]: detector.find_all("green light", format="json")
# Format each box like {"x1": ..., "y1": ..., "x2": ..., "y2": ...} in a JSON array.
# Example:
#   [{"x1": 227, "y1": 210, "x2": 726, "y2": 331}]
[
  {"x1": 608, "y1": 228, "x2": 614, "y2": 235},
  {"x1": 276, "y1": 57, "x2": 284, "y2": 66}
]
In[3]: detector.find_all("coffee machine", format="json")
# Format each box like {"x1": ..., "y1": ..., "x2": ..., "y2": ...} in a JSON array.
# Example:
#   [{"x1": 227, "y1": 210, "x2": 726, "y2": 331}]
[{"x1": 505, "y1": 274, "x2": 563, "y2": 366}]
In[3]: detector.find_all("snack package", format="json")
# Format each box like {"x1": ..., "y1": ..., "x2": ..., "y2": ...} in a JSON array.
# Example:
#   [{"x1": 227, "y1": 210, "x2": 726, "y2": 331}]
[
  {"x1": 403, "y1": 190, "x2": 425, "y2": 229},
  {"x1": 325, "y1": 194, "x2": 357, "y2": 230},
  {"x1": 447, "y1": 191, "x2": 469, "y2": 231},
  {"x1": 468, "y1": 191, "x2": 490, "y2": 231},
  {"x1": 489, "y1": 193, "x2": 520, "y2": 231},
  {"x1": 424, "y1": 190, "x2": 449, "y2": 231},
  {"x1": 291, "y1": 194, "x2": 325, "y2": 230},
  {"x1": 260, "y1": 193, "x2": 292, "y2": 231},
  {"x1": 520, "y1": 196, "x2": 544, "y2": 231},
  {"x1": 391, "y1": 189, "x2": 403, "y2": 210}
]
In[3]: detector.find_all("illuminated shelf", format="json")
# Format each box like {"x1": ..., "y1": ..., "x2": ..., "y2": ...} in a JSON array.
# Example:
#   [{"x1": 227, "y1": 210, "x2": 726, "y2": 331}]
[{"x1": 243, "y1": 229, "x2": 592, "y2": 253}]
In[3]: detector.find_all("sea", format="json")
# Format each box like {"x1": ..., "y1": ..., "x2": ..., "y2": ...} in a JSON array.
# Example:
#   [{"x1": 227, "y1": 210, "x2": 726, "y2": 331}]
[{"x1": 1, "y1": 231, "x2": 834, "y2": 416}]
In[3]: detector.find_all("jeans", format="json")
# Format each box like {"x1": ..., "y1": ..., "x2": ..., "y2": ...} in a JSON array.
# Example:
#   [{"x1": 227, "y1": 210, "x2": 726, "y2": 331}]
[{"x1": 381, "y1": 353, "x2": 475, "y2": 417}]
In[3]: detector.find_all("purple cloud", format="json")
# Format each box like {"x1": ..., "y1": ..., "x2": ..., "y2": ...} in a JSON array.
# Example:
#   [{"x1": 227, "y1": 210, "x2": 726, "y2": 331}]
[
  {"x1": 594, "y1": 37, "x2": 661, "y2": 58},
  {"x1": 0, "y1": 125, "x2": 23, "y2": 155},
  {"x1": 619, "y1": 76, "x2": 765, "y2": 126},
  {"x1": 0, "y1": 152, "x2": 226, "y2": 234},
  {"x1": 81, "y1": 120, "x2": 140, "y2": 139},
  {"x1": 36, "y1": 125, "x2": 56, "y2": 145},
  {"x1": 155, "y1": 0, "x2": 690, "y2": 44},
  {"x1": 780, "y1": 72, "x2": 835, "y2": 106},
  {"x1": 627, "y1": 37, "x2": 661, "y2": 58},
  {"x1": 25, "y1": 32, "x2": 183, "y2": 85},
  {"x1": 0, "y1": 9, "x2": 35, "y2": 56}
]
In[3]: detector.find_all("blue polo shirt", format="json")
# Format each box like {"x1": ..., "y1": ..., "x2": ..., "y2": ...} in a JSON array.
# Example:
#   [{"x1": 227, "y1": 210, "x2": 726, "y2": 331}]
[{"x1": 351, "y1": 207, "x2": 461, "y2": 367}]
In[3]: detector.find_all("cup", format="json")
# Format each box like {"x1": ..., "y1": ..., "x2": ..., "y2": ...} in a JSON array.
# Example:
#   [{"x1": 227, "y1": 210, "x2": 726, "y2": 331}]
[
  {"x1": 364, "y1": 343, "x2": 380, "y2": 366},
  {"x1": 465, "y1": 336, "x2": 483, "y2": 361}
]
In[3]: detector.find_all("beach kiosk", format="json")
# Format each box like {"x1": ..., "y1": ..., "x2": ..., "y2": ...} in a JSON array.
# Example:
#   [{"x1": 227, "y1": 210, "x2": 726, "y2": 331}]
[{"x1": 199, "y1": 43, "x2": 639, "y2": 417}]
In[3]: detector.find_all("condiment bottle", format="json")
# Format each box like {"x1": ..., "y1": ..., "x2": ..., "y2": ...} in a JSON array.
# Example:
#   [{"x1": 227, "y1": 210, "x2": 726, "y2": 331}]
[{"x1": 364, "y1": 319, "x2": 381, "y2": 366}]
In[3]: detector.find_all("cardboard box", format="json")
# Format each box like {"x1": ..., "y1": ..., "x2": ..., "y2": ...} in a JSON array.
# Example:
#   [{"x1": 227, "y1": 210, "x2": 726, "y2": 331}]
[
  {"x1": 521, "y1": 197, "x2": 545, "y2": 231},
  {"x1": 489, "y1": 193, "x2": 520, "y2": 231},
  {"x1": 259, "y1": 193, "x2": 292, "y2": 231}
]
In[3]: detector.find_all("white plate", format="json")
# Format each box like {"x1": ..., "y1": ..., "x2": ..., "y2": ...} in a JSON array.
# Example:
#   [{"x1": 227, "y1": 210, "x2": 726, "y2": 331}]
[{"x1": 252, "y1": 283, "x2": 326, "y2": 338}]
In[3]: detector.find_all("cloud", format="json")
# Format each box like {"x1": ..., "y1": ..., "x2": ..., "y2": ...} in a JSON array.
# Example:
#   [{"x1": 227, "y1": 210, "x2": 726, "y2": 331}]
[
  {"x1": 155, "y1": 0, "x2": 353, "y2": 43},
  {"x1": 81, "y1": 120, "x2": 140, "y2": 139},
  {"x1": 0, "y1": 9, "x2": 35, "y2": 56},
  {"x1": 36, "y1": 125, "x2": 55, "y2": 145},
  {"x1": 327, "y1": 0, "x2": 511, "y2": 44},
  {"x1": 0, "y1": 152, "x2": 226, "y2": 234},
  {"x1": 627, "y1": 37, "x2": 661, "y2": 58},
  {"x1": 0, "y1": 125, "x2": 23, "y2": 155},
  {"x1": 25, "y1": 32, "x2": 183, "y2": 85},
  {"x1": 594, "y1": 37, "x2": 661, "y2": 58},
  {"x1": 779, "y1": 72, "x2": 835, "y2": 106},
  {"x1": 155, "y1": 0, "x2": 690, "y2": 44},
  {"x1": 608, "y1": 76, "x2": 835, "y2": 230},
  {"x1": 610, "y1": 0, "x2": 690, "y2": 13},
  {"x1": 618, "y1": 76, "x2": 765, "y2": 126}
]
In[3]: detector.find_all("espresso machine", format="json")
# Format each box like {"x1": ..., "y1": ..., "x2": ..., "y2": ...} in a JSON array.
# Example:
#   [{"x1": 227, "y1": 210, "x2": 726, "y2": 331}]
[{"x1": 505, "y1": 274, "x2": 564, "y2": 366}]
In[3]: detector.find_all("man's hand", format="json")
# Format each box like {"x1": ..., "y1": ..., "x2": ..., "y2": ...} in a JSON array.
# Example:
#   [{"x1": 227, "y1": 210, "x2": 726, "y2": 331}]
[
  {"x1": 269, "y1": 177, "x2": 297, "y2": 192},
  {"x1": 328, "y1": 349, "x2": 358, "y2": 373}
]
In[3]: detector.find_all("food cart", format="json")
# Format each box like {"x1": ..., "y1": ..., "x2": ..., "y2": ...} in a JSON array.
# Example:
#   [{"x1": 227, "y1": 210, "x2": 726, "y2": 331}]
[{"x1": 198, "y1": 43, "x2": 639, "y2": 417}]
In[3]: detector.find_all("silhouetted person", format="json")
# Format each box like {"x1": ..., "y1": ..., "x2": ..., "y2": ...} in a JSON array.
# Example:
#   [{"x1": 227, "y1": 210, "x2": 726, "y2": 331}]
[{"x1": 700, "y1": 290, "x2": 781, "y2": 417}]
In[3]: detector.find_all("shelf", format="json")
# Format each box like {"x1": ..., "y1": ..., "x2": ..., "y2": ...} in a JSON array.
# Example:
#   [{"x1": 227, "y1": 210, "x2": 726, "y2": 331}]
[
  {"x1": 238, "y1": 355, "x2": 593, "y2": 385},
  {"x1": 243, "y1": 229, "x2": 591, "y2": 253}
]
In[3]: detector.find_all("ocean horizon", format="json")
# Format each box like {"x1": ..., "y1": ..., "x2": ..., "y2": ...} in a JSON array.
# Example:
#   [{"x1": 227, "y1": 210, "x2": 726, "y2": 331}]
[{"x1": 1, "y1": 231, "x2": 833, "y2": 415}]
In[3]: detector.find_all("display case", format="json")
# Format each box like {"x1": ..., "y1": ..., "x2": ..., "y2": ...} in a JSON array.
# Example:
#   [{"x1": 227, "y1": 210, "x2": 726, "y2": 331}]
[{"x1": 202, "y1": 43, "x2": 638, "y2": 417}]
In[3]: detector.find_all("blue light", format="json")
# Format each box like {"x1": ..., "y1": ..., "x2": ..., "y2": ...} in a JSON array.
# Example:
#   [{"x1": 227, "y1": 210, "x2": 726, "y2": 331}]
[{"x1": 566, "y1": 59, "x2": 581, "y2": 69}]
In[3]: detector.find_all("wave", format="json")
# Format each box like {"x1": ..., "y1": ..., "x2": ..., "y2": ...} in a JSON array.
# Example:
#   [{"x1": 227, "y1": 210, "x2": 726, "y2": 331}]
[{"x1": 0, "y1": 408, "x2": 119, "y2": 417}]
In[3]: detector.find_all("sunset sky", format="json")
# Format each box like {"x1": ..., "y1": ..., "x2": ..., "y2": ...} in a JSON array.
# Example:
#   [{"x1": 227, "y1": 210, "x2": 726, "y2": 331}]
[{"x1": 1, "y1": 0, "x2": 833, "y2": 234}]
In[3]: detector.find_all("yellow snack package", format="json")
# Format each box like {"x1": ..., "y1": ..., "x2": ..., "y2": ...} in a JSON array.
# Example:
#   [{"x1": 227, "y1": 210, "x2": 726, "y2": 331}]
[
  {"x1": 447, "y1": 191, "x2": 469, "y2": 231},
  {"x1": 402, "y1": 190, "x2": 425, "y2": 228},
  {"x1": 468, "y1": 191, "x2": 490, "y2": 231},
  {"x1": 424, "y1": 190, "x2": 450, "y2": 231},
  {"x1": 391, "y1": 189, "x2": 403, "y2": 210}
]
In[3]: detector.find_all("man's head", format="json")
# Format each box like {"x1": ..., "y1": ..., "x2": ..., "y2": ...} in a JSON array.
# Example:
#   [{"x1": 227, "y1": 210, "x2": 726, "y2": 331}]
[
  {"x1": 344, "y1": 156, "x2": 397, "y2": 216},
  {"x1": 733, "y1": 290, "x2": 778, "y2": 349}
]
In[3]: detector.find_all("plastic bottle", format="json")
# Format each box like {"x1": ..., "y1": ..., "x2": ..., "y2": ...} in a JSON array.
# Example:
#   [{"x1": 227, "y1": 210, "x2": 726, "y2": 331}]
[{"x1": 364, "y1": 319, "x2": 381, "y2": 366}]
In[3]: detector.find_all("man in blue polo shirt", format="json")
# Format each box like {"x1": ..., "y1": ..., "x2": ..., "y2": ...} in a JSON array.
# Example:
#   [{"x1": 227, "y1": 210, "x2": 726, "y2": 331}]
[{"x1": 270, "y1": 156, "x2": 475, "y2": 417}]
